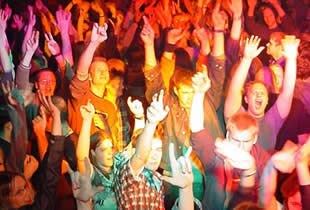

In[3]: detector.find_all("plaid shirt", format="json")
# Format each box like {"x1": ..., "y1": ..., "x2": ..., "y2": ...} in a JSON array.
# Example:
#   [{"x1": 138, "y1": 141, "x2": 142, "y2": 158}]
[
  {"x1": 113, "y1": 154, "x2": 165, "y2": 210},
  {"x1": 116, "y1": 96, "x2": 131, "y2": 151}
]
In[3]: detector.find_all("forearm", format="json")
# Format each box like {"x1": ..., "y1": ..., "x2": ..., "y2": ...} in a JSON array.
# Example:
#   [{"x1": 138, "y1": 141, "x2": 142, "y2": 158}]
[
  {"x1": 272, "y1": 2, "x2": 285, "y2": 18},
  {"x1": 259, "y1": 160, "x2": 278, "y2": 208},
  {"x1": 179, "y1": 185, "x2": 194, "y2": 210},
  {"x1": 0, "y1": 34, "x2": 12, "y2": 72},
  {"x1": 240, "y1": 165, "x2": 256, "y2": 188},
  {"x1": 76, "y1": 41, "x2": 98, "y2": 80},
  {"x1": 190, "y1": 93, "x2": 205, "y2": 132},
  {"x1": 247, "y1": 6, "x2": 255, "y2": 17},
  {"x1": 211, "y1": 31, "x2": 224, "y2": 57},
  {"x1": 77, "y1": 15, "x2": 85, "y2": 41},
  {"x1": 144, "y1": 42, "x2": 157, "y2": 70},
  {"x1": 52, "y1": 114, "x2": 62, "y2": 136},
  {"x1": 230, "y1": 16, "x2": 242, "y2": 41},
  {"x1": 60, "y1": 31, "x2": 74, "y2": 66},
  {"x1": 16, "y1": 62, "x2": 31, "y2": 90},
  {"x1": 296, "y1": 163, "x2": 310, "y2": 186},
  {"x1": 22, "y1": 25, "x2": 34, "y2": 54},
  {"x1": 76, "y1": 200, "x2": 92, "y2": 210},
  {"x1": 76, "y1": 119, "x2": 92, "y2": 173},
  {"x1": 35, "y1": 132, "x2": 49, "y2": 161}
]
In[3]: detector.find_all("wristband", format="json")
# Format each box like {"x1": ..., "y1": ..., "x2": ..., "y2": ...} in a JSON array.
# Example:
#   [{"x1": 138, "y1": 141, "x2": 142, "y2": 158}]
[
  {"x1": 53, "y1": 53, "x2": 62, "y2": 58},
  {"x1": 243, "y1": 170, "x2": 256, "y2": 177},
  {"x1": 164, "y1": 43, "x2": 177, "y2": 52},
  {"x1": 213, "y1": 29, "x2": 225, "y2": 33},
  {"x1": 135, "y1": 115, "x2": 145, "y2": 120}
]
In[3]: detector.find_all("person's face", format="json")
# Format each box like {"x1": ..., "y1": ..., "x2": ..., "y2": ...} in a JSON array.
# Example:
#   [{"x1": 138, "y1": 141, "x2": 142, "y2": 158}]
[
  {"x1": 263, "y1": 8, "x2": 277, "y2": 29},
  {"x1": 227, "y1": 127, "x2": 257, "y2": 153},
  {"x1": 9, "y1": 176, "x2": 35, "y2": 208},
  {"x1": 145, "y1": 138, "x2": 162, "y2": 171},
  {"x1": 0, "y1": 148, "x2": 5, "y2": 172},
  {"x1": 266, "y1": 38, "x2": 282, "y2": 59},
  {"x1": 245, "y1": 83, "x2": 269, "y2": 118},
  {"x1": 270, "y1": 64, "x2": 284, "y2": 93},
  {"x1": 35, "y1": 71, "x2": 56, "y2": 96},
  {"x1": 90, "y1": 62, "x2": 110, "y2": 87},
  {"x1": 174, "y1": 84, "x2": 194, "y2": 109},
  {"x1": 94, "y1": 139, "x2": 114, "y2": 169},
  {"x1": 106, "y1": 76, "x2": 124, "y2": 98}
]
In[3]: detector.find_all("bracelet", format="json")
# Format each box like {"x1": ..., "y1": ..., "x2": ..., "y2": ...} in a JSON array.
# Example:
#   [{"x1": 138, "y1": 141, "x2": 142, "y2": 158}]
[
  {"x1": 164, "y1": 43, "x2": 177, "y2": 52},
  {"x1": 135, "y1": 115, "x2": 145, "y2": 120},
  {"x1": 233, "y1": 15, "x2": 242, "y2": 21},
  {"x1": 53, "y1": 53, "x2": 62, "y2": 58},
  {"x1": 243, "y1": 170, "x2": 256, "y2": 177},
  {"x1": 213, "y1": 29, "x2": 225, "y2": 33}
]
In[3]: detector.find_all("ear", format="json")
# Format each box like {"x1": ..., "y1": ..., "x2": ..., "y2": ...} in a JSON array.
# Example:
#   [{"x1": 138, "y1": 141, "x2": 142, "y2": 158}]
[
  {"x1": 173, "y1": 86, "x2": 179, "y2": 97},
  {"x1": 244, "y1": 95, "x2": 248, "y2": 104}
]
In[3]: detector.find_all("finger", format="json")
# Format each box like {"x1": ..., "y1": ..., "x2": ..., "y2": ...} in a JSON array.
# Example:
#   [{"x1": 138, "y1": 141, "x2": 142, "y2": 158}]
[
  {"x1": 169, "y1": 143, "x2": 178, "y2": 166},
  {"x1": 152, "y1": 93, "x2": 158, "y2": 103},
  {"x1": 185, "y1": 157, "x2": 192, "y2": 173},
  {"x1": 48, "y1": 32, "x2": 54, "y2": 41},
  {"x1": 66, "y1": 163, "x2": 74, "y2": 175},
  {"x1": 158, "y1": 89, "x2": 164, "y2": 104},
  {"x1": 84, "y1": 157, "x2": 91, "y2": 177},
  {"x1": 256, "y1": 46, "x2": 265, "y2": 55},
  {"x1": 44, "y1": 33, "x2": 50, "y2": 41},
  {"x1": 127, "y1": 96, "x2": 132, "y2": 106},
  {"x1": 178, "y1": 156, "x2": 187, "y2": 173},
  {"x1": 184, "y1": 146, "x2": 192, "y2": 158}
]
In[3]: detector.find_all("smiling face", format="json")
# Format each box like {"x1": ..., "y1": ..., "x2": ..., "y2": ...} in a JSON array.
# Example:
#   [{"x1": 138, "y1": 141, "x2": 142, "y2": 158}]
[
  {"x1": 9, "y1": 176, "x2": 35, "y2": 208},
  {"x1": 35, "y1": 70, "x2": 56, "y2": 96},
  {"x1": 89, "y1": 61, "x2": 110, "y2": 87},
  {"x1": 245, "y1": 82, "x2": 269, "y2": 118},
  {"x1": 145, "y1": 138, "x2": 163, "y2": 171},
  {"x1": 93, "y1": 139, "x2": 114, "y2": 169}
]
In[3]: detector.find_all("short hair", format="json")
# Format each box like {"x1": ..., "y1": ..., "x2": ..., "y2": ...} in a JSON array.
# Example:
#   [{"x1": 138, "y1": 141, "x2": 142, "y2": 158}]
[
  {"x1": 34, "y1": 68, "x2": 56, "y2": 82},
  {"x1": 270, "y1": 32, "x2": 286, "y2": 46},
  {"x1": 171, "y1": 66, "x2": 195, "y2": 90},
  {"x1": 226, "y1": 112, "x2": 259, "y2": 135},
  {"x1": 244, "y1": 81, "x2": 268, "y2": 96}
]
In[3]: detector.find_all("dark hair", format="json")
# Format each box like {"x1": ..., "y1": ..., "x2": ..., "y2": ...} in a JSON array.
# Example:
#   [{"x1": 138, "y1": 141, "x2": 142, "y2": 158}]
[
  {"x1": 171, "y1": 66, "x2": 195, "y2": 90},
  {"x1": 0, "y1": 172, "x2": 22, "y2": 210},
  {"x1": 297, "y1": 40, "x2": 310, "y2": 79}
]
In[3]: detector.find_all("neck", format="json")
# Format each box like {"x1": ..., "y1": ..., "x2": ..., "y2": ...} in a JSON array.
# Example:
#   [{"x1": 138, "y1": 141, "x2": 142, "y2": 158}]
[
  {"x1": 90, "y1": 84, "x2": 106, "y2": 98},
  {"x1": 249, "y1": 111, "x2": 265, "y2": 119}
]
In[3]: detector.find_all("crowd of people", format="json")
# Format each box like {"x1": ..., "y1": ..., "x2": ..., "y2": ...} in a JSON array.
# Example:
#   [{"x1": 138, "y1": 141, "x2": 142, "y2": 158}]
[{"x1": 0, "y1": 0, "x2": 309, "y2": 209}]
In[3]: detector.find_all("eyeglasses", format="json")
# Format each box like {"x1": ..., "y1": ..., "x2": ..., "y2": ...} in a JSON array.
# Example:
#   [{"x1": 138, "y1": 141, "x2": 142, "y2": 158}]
[{"x1": 38, "y1": 80, "x2": 56, "y2": 85}]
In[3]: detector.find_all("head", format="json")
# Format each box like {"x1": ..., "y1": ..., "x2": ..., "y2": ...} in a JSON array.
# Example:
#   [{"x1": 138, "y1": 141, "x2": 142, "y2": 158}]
[
  {"x1": 266, "y1": 32, "x2": 286, "y2": 60},
  {"x1": 144, "y1": 129, "x2": 163, "y2": 171},
  {"x1": 261, "y1": 5, "x2": 278, "y2": 29},
  {"x1": 296, "y1": 40, "x2": 310, "y2": 80},
  {"x1": 0, "y1": 172, "x2": 35, "y2": 209},
  {"x1": 35, "y1": 69, "x2": 57, "y2": 96},
  {"x1": 89, "y1": 59, "x2": 110, "y2": 87},
  {"x1": 106, "y1": 70, "x2": 124, "y2": 98},
  {"x1": 171, "y1": 67, "x2": 195, "y2": 109},
  {"x1": 226, "y1": 112, "x2": 259, "y2": 153},
  {"x1": 245, "y1": 81, "x2": 269, "y2": 118},
  {"x1": 90, "y1": 132, "x2": 114, "y2": 173}
]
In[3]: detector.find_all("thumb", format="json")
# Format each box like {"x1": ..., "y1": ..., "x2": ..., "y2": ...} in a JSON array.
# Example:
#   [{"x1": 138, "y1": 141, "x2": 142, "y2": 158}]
[{"x1": 164, "y1": 105, "x2": 170, "y2": 113}]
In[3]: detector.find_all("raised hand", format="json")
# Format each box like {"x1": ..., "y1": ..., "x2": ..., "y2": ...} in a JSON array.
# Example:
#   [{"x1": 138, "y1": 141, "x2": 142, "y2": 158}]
[
  {"x1": 32, "y1": 106, "x2": 47, "y2": 136},
  {"x1": 140, "y1": 16, "x2": 155, "y2": 46},
  {"x1": 90, "y1": 22, "x2": 108, "y2": 45},
  {"x1": 3, "y1": 4, "x2": 11, "y2": 20},
  {"x1": 161, "y1": 143, "x2": 193, "y2": 188},
  {"x1": 212, "y1": 3, "x2": 226, "y2": 30},
  {"x1": 38, "y1": 92, "x2": 60, "y2": 117},
  {"x1": 127, "y1": 97, "x2": 144, "y2": 118},
  {"x1": 247, "y1": 0, "x2": 258, "y2": 9},
  {"x1": 0, "y1": 9, "x2": 9, "y2": 32},
  {"x1": 215, "y1": 138, "x2": 255, "y2": 170},
  {"x1": 25, "y1": 30, "x2": 40, "y2": 55},
  {"x1": 23, "y1": 155, "x2": 39, "y2": 180},
  {"x1": 192, "y1": 67, "x2": 211, "y2": 94},
  {"x1": 281, "y1": 35, "x2": 300, "y2": 59},
  {"x1": 11, "y1": 14, "x2": 24, "y2": 31},
  {"x1": 80, "y1": 100, "x2": 95, "y2": 121},
  {"x1": 228, "y1": 0, "x2": 243, "y2": 18},
  {"x1": 55, "y1": 8, "x2": 71, "y2": 33},
  {"x1": 27, "y1": 5, "x2": 36, "y2": 27},
  {"x1": 243, "y1": 35, "x2": 265, "y2": 59},
  {"x1": 44, "y1": 33, "x2": 61, "y2": 56},
  {"x1": 271, "y1": 141, "x2": 299, "y2": 173},
  {"x1": 67, "y1": 158, "x2": 104, "y2": 202},
  {"x1": 1, "y1": 81, "x2": 21, "y2": 106},
  {"x1": 147, "y1": 90, "x2": 169, "y2": 124},
  {"x1": 167, "y1": 28, "x2": 186, "y2": 45}
]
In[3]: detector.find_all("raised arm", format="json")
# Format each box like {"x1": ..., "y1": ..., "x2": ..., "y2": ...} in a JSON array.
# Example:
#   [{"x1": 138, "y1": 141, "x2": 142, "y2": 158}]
[
  {"x1": 55, "y1": 8, "x2": 74, "y2": 66},
  {"x1": 141, "y1": 16, "x2": 156, "y2": 71},
  {"x1": 228, "y1": 0, "x2": 243, "y2": 40},
  {"x1": 21, "y1": 6, "x2": 36, "y2": 55},
  {"x1": 211, "y1": 3, "x2": 225, "y2": 57},
  {"x1": 130, "y1": 90, "x2": 169, "y2": 175},
  {"x1": 276, "y1": 36, "x2": 299, "y2": 118},
  {"x1": 76, "y1": 23, "x2": 108, "y2": 81},
  {"x1": 76, "y1": 101, "x2": 95, "y2": 175},
  {"x1": 0, "y1": 9, "x2": 13, "y2": 74},
  {"x1": 224, "y1": 36, "x2": 264, "y2": 119},
  {"x1": 16, "y1": 31, "x2": 39, "y2": 90}
]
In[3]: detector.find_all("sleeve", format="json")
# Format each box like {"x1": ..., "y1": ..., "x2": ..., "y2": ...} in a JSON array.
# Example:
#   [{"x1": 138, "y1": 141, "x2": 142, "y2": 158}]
[
  {"x1": 5, "y1": 89, "x2": 27, "y2": 174},
  {"x1": 190, "y1": 128, "x2": 217, "y2": 171},
  {"x1": 33, "y1": 135, "x2": 65, "y2": 210},
  {"x1": 69, "y1": 75, "x2": 89, "y2": 101},
  {"x1": 300, "y1": 185, "x2": 310, "y2": 210},
  {"x1": 15, "y1": 63, "x2": 32, "y2": 91},
  {"x1": 144, "y1": 63, "x2": 165, "y2": 103},
  {"x1": 225, "y1": 37, "x2": 240, "y2": 67},
  {"x1": 206, "y1": 55, "x2": 226, "y2": 111}
]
